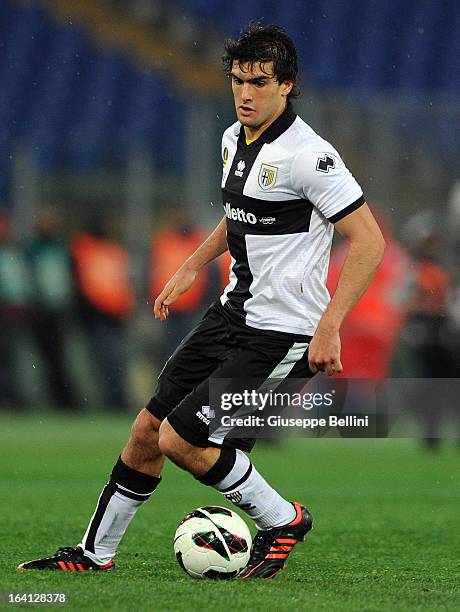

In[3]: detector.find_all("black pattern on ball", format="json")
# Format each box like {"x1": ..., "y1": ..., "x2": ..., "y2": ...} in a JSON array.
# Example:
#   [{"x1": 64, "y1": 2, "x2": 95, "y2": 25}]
[
  {"x1": 175, "y1": 551, "x2": 187, "y2": 575},
  {"x1": 217, "y1": 528, "x2": 249, "y2": 554},
  {"x1": 192, "y1": 531, "x2": 229, "y2": 560},
  {"x1": 203, "y1": 568, "x2": 238, "y2": 580},
  {"x1": 180, "y1": 510, "x2": 206, "y2": 524},
  {"x1": 201, "y1": 506, "x2": 233, "y2": 517}
]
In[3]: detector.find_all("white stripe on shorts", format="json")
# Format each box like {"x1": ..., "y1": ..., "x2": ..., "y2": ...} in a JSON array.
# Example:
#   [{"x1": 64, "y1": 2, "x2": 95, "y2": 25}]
[{"x1": 208, "y1": 341, "x2": 309, "y2": 444}]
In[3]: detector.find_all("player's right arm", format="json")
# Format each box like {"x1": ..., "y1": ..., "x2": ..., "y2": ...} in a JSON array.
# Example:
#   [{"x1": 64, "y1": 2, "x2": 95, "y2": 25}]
[
  {"x1": 153, "y1": 216, "x2": 228, "y2": 320},
  {"x1": 291, "y1": 142, "x2": 382, "y2": 375}
]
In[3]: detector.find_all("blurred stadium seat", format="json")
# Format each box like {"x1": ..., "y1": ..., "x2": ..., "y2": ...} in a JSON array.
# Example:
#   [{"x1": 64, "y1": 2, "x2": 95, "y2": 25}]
[
  {"x1": 0, "y1": 0, "x2": 186, "y2": 177},
  {"x1": 0, "y1": 0, "x2": 458, "y2": 194},
  {"x1": 176, "y1": 0, "x2": 459, "y2": 95}
]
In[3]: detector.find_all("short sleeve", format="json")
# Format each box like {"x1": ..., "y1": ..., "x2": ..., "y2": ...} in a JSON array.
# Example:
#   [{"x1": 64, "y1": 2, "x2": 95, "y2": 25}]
[{"x1": 291, "y1": 147, "x2": 364, "y2": 222}]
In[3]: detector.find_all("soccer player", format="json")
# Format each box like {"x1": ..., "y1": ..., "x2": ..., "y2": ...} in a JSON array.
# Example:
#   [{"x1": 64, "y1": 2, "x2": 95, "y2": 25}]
[{"x1": 19, "y1": 24, "x2": 385, "y2": 578}]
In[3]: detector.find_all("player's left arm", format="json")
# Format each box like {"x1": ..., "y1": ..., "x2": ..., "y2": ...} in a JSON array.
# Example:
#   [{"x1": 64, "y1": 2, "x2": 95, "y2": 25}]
[{"x1": 308, "y1": 203, "x2": 385, "y2": 376}]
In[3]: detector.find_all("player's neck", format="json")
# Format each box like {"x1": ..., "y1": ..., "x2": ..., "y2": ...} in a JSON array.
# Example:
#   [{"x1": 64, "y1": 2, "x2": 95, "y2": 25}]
[{"x1": 243, "y1": 102, "x2": 288, "y2": 144}]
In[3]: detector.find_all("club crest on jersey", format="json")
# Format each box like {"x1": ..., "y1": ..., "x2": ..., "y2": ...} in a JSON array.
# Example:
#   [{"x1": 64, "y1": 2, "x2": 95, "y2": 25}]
[
  {"x1": 258, "y1": 163, "x2": 278, "y2": 190},
  {"x1": 234, "y1": 159, "x2": 245, "y2": 177},
  {"x1": 222, "y1": 147, "x2": 228, "y2": 167}
]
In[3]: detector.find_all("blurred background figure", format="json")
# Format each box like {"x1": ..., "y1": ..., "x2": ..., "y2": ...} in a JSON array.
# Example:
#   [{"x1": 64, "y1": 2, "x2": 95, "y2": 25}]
[
  {"x1": 394, "y1": 209, "x2": 455, "y2": 445},
  {"x1": 26, "y1": 206, "x2": 77, "y2": 409},
  {"x1": 71, "y1": 217, "x2": 135, "y2": 411},
  {"x1": 0, "y1": 211, "x2": 31, "y2": 409},
  {"x1": 150, "y1": 209, "x2": 220, "y2": 362},
  {"x1": 444, "y1": 182, "x2": 460, "y2": 376},
  {"x1": 396, "y1": 210, "x2": 451, "y2": 378},
  {"x1": 327, "y1": 207, "x2": 410, "y2": 379}
]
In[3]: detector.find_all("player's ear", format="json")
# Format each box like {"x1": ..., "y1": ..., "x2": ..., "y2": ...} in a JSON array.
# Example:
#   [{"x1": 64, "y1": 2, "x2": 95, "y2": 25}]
[{"x1": 281, "y1": 81, "x2": 294, "y2": 97}]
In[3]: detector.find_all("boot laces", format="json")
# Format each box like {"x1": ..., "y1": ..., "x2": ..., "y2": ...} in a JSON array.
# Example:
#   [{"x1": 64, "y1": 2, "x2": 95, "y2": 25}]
[
  {"x1": 54, "y1": 547, "x2": 82, "y2": 560},
  {"x1": 249, "y1": 531, "x2": 275, "y2": 563}
]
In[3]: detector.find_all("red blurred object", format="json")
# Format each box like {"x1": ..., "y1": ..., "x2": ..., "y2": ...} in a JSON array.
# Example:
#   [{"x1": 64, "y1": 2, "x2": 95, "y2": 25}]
[
  {"x1": 327, "y1": 209, "x2": 410, "y2": 378},
  {"x1": 72, "y1": 232, "x2": 135, "y2": 319}
]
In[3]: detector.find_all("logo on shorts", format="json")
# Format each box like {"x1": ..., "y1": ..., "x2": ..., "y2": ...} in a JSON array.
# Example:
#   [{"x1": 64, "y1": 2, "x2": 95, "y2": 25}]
[
  {"x1": 195, "y1": 411, "x2": 210, "y2": 425},
  {"x1": 201, "y1": 406, "x2": 215, "y2": 419},
  {"x1": 224, "y1": 491, "x2": 242, "y2": 504},
  {"x1": 196, "y1": 406, "x2": 214, "y2": 425}
]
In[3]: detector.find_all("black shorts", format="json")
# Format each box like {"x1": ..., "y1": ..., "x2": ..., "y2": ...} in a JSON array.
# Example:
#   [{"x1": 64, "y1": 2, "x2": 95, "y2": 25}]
[{"x1": 146, "y1": 301, "x2": 312, "y2": 452}]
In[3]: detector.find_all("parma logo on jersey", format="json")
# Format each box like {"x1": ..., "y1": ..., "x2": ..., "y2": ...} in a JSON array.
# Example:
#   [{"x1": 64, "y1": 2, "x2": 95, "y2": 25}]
[{"x1": 258, "y1": 163, "x2": 278, "y2": 190}]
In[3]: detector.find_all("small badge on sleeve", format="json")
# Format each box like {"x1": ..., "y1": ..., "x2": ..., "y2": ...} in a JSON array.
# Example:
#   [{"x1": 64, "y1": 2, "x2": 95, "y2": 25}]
[{"x1": 316, "y1": 154, "x2": 335, "y2": 173}]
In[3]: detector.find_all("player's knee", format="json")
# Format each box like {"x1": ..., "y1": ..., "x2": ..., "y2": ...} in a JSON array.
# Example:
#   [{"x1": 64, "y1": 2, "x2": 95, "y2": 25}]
[{"x1": 130, "y1": 408, "x2": 161, "y2": 447}]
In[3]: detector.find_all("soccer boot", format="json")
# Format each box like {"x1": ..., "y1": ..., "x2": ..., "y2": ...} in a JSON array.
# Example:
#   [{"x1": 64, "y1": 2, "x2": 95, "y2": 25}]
[
  {"x1": 17, "y1": 546, "x2": 115, "y2": 572},
  {"x1": 239, "y1": 502, "x2": 312, "y2": 579}
]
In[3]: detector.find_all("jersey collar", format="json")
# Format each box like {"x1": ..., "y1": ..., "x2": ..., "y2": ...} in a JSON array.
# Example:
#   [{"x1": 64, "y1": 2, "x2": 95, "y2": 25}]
[{"x1": 238, "y1": 104, "x2": 297, "y2": 147}]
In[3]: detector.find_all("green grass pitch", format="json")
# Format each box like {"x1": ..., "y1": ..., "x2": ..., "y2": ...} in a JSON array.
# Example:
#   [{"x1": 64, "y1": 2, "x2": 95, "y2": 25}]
[{"x1": 1, "y1": 413, "x2": 459, "y2": 611}]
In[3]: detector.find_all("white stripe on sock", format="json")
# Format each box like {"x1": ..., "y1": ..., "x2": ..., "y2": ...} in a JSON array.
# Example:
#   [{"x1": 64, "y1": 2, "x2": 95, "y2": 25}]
[
  {"x1": 80, "y1": 492, "x2": 145, "y2": 565},
  {"x1": 215, "y1": 449, "x2": 251, "y2": 491},
  {"x1": 115, "y1": 483, "x2": 153, "y2": 497}
]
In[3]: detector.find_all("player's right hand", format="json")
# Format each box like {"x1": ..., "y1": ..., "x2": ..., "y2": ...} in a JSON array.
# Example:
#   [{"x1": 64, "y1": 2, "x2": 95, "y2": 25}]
[
  {"x1": 308, "y1": 325, "x2": 343, "y2": 377},
  {"x1": 153, "y1": 265, "x2": 198, "y2": 320}
]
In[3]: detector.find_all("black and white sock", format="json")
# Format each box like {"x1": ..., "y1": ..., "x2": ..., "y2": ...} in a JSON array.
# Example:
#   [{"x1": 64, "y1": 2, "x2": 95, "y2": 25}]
[
  {"x1": 199, "y1": 448, "x2": 295, "y2": 530},
  {"x1": 80, "y1": 457, "x2": 161, "y2": 565}
]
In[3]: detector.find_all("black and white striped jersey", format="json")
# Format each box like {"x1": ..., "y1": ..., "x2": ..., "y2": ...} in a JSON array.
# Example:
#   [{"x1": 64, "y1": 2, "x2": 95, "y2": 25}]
[{"x1": 219, "y1": 105, "x2": 365, "y2": 337}]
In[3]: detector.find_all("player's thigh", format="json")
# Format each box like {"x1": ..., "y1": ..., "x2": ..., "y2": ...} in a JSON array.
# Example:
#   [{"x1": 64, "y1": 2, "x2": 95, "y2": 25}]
[{"x1": 146, "y1": 303, "x2": 228, "y2": 422}]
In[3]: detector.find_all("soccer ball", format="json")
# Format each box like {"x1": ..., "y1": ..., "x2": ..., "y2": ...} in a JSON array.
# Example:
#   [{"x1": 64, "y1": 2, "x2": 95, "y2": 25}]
[{"x1": 174, "y1": 505, "x2": 252, "y2": 579}]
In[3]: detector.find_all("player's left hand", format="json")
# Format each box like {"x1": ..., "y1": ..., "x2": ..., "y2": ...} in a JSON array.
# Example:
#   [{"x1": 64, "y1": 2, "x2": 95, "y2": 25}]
[{"x1": 308, "y1": 325, "x2": 343, "y2": 376}]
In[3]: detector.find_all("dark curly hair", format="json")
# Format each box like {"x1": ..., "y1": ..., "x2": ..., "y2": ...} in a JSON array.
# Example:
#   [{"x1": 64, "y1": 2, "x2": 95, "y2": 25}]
[{"x1": 222, "y1": 23, "x2": 299, "y2": 100}]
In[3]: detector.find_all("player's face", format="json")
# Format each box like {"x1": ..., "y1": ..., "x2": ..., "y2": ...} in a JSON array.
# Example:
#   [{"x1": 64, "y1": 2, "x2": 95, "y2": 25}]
[{"x1": 231, "y1": 61, "x2": 293, "y2": 136}]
